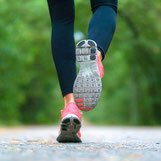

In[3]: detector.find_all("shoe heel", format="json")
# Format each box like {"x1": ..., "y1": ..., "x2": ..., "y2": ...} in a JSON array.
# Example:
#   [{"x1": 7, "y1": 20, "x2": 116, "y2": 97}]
[{"x1": 57, "y1": 115, "x2": 82, "y2": 143}]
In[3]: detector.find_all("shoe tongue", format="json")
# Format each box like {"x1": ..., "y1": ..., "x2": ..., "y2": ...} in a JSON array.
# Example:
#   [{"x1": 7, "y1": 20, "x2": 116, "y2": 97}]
[{"x1": 62, "y1": 102, "x2": 82, "y2": 120}]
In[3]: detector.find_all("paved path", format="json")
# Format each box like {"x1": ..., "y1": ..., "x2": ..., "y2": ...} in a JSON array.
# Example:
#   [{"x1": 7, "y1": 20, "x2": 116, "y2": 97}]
[{"x1": 0, "y1": 126, "x2": 161, "y2": 161}]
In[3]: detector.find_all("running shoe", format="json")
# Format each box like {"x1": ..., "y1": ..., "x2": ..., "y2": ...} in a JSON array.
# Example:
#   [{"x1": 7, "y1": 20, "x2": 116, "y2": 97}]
[
  {"x1": 73, "y1": 40, "x2": 104, "y2": 111},
  {"x1": 56, "y1": 102, "x2": 82, "y2": 143}
]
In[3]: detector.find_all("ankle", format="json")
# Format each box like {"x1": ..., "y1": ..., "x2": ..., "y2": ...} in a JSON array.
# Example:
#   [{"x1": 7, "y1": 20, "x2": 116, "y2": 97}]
[
  {"x1": 97, "y1": 50, "x2": 102, "y2": 61},
  {"x1": 64, "y1": 93, "x2": 75, "y2": 107}
]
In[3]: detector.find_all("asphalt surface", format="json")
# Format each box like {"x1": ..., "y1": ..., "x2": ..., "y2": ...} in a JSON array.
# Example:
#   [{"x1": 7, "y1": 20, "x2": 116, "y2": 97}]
[{"x1": 0, "y1": 126, "x2": 161, "y2": 161}]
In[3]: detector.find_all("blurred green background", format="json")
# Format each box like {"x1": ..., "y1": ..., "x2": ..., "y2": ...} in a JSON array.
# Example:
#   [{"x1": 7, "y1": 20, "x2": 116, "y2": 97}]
[{"x1": 0, "y1": 0, "x2": 161, "y2": 126}]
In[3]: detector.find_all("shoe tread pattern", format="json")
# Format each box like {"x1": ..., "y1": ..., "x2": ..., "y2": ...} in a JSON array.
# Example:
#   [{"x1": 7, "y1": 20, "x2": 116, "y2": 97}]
[
  {"x1": 73, "y1": 40, "x2": 102, "y2": 111},
  {"x1": 56, "y1": 116, "x2": 81, "y2": 143}
]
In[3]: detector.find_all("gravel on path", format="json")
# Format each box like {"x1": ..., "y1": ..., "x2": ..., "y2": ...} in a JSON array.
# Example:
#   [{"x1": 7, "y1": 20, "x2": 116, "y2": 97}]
[{"x1": 0, "y1": 126, "x2": 161, "y2": 161}]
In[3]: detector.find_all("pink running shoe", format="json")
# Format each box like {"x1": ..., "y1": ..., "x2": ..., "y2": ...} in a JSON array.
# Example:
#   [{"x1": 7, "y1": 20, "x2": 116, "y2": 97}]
[
  {"x1": 73, "y1": 40, "x2": 104, "y2": 112},
  {"x1": 56, "y1": 102, "x2": 82, "y2": 143}
]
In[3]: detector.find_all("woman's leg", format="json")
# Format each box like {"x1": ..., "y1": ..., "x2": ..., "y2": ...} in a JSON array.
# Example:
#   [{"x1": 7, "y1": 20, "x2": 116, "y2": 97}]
[
  {"x1": 88, "y1": 0, "x2": 118, "y2": 60},
  {"x1": 47, "y1": 0, "x2": 82, "y2": 143},
  {"x1": 73, "y1": 0, "x2": 118, "y2": 111},
  {"x1": 47, "y1": 0, "x2": 76, "y2": 105}
]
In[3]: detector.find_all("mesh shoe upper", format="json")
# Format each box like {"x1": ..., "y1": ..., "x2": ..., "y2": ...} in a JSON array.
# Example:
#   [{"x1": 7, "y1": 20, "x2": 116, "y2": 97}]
[{"x1": 60, "y1": 102, "x2": 82, "y2": 137}]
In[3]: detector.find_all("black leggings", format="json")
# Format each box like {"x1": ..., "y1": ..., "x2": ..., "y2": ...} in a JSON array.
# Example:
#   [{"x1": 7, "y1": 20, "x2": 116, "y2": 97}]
[{"x1": 47, "y1": 0, "x2": 117, "y2": 96}]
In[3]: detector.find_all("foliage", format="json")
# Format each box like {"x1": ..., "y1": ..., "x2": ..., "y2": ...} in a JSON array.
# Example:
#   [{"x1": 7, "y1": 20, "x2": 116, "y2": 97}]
[{"x1": 0, "y1": 0, "x2": 160, "y2": 125}]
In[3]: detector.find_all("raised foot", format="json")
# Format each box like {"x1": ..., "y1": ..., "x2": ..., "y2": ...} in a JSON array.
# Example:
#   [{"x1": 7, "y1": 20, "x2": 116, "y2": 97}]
[{"x1": 73, "y1": 40, "x2": 102, "y2": 112}]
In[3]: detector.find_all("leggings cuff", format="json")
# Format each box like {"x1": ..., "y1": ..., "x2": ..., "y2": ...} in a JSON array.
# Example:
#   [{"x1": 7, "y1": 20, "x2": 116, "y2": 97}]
[
  {"x1": 97, "y1": 46, "x2": 105, "y2": 60},
  {"x1": 62, "y1": 88, "x2": 73, "y2": 97}
]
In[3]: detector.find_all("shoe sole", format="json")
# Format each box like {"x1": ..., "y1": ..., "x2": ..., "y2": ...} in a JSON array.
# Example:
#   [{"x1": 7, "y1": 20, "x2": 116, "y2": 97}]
[
  {"x1": 56, "y1": 114, "x2": 82, "y2": 143},
  {"x1": 73, "y1": 40, "x2": 102, "y2": 111}
]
